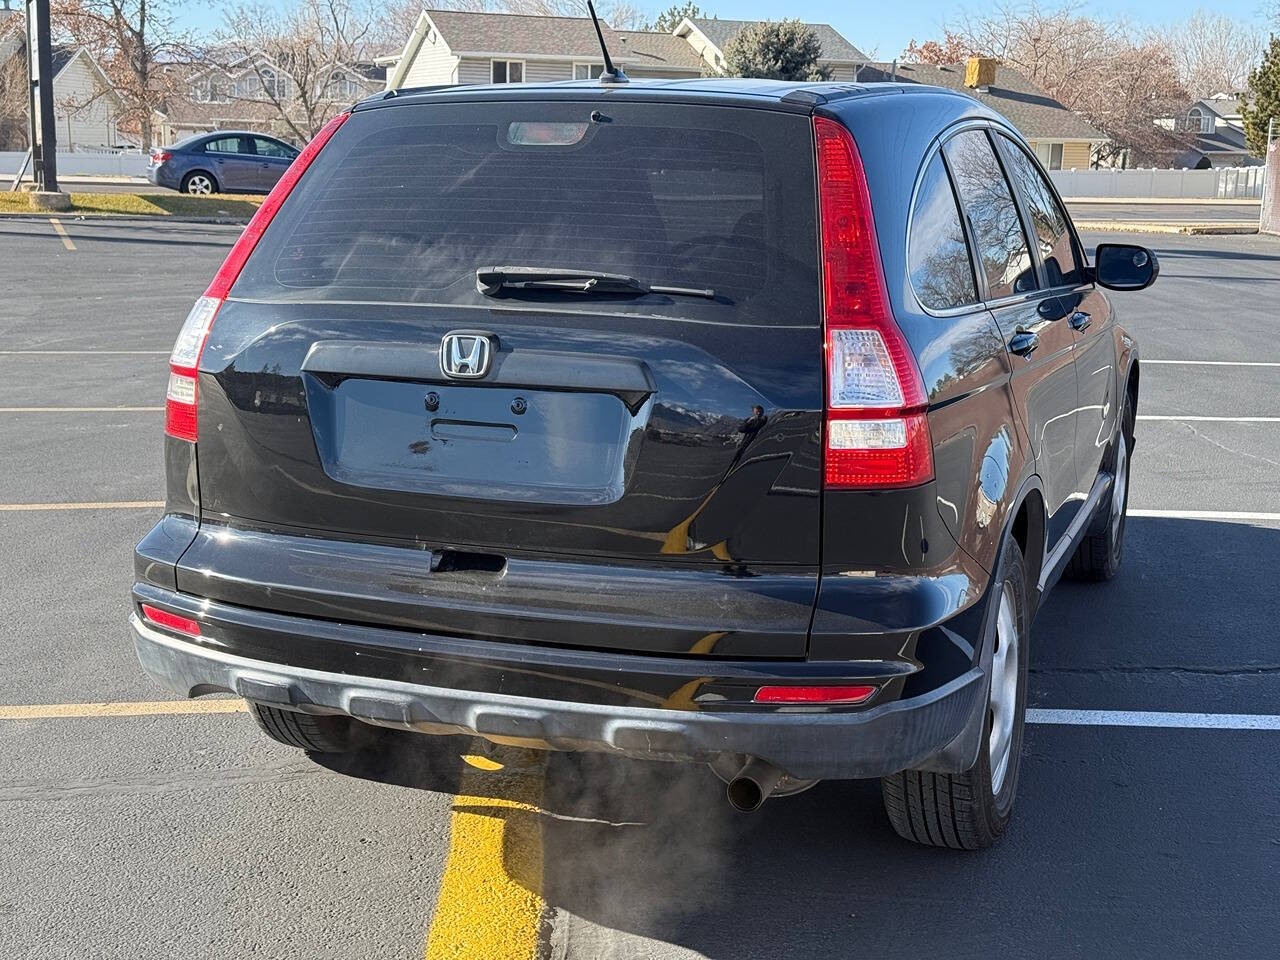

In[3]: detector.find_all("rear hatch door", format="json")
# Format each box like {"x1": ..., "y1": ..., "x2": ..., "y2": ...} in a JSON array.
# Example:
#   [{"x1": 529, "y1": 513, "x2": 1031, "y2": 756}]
[{"x1": 186, "y1": 96, "x2": 824, "y2": 655}]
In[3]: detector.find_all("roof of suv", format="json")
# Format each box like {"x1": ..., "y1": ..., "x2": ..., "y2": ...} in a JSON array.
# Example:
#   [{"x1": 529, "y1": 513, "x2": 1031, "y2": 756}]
[{"x1": 361, "y1": 77, "x2": 988, "y2": 113}]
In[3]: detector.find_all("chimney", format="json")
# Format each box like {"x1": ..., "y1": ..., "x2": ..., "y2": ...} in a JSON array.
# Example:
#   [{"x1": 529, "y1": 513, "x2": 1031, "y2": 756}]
[{"x1": 965, "y1": 56, "x2": 996, "y2": 91}]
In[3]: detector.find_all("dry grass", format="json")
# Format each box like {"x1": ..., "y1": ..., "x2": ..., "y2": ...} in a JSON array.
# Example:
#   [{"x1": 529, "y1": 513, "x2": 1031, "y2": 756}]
[{"x1": 0, "y1": 191, "x2": 263, "y2": 219}]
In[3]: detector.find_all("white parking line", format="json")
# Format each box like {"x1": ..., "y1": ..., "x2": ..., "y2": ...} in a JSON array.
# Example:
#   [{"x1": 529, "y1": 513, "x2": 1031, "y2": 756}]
[
  {"x1": 1029, "y1": 709, "x2": 1280, "y2": 730},
  {"x1": 1144, "y1": 360, "x2": 1280, "y2": 367},
  {"x1": 0, "y1": 406, "x2": 162, "y2": 413},
  {"x1": 1137, "y1": 415, "x2": 1280, "y2": 422},
  {"x1": 0, "y1": 501, "x2": 163, "y2": 511},
  {"x1": 0, "y1": 350, "x2": 168, "y2": 355},
  {"x1": 1129, "y1": 509, "x2": 1280, "y2": 521}
]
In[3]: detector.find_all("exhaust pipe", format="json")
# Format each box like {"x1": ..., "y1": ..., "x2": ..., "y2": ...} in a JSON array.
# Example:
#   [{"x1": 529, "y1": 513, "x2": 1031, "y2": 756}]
[{"x1": 725, "y1": 757, "x2": 783, "y2": 813}]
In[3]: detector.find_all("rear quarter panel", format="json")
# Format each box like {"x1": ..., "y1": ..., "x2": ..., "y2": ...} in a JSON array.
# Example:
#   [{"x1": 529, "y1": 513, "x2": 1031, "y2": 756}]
[{"x1": 825, "y1": 94, "x2": 1037, "y2": 576}]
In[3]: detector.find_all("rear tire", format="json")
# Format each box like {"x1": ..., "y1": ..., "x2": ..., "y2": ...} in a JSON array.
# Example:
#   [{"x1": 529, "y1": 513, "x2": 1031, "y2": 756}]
[
  {"x1": 249, "y1": 702, "x2": 356, "y2": 753},
  {"x1": 1066, "y1": 394, "x2": 1134, "y2": 582},
  {"x1": 181, "y1": 171, "x2": 218, "y2": 195},
  {"x1": 881, "y1": 536, "x2": 1029, "y2": 850}
]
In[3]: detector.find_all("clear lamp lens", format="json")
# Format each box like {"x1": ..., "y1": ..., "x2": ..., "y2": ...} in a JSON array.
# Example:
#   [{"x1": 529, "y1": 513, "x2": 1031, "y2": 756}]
[
  {"x1": 829, "y1": 418, "x2": 907, "y2": 450},
  {"x1": 166, "y1": 372, "x2": 197, "y2": 405},
  {"x1": 829, "y1": 328, "x2": 904, "y2": 408},
  {"x1": 170, "y1": 297, "x2": 219, "y2": 368}
]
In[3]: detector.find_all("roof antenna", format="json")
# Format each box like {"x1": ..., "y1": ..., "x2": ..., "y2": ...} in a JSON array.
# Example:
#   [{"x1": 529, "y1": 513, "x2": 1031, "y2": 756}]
[{"x1": 586, "y1": 0, "x2": 627, "y2": 84}]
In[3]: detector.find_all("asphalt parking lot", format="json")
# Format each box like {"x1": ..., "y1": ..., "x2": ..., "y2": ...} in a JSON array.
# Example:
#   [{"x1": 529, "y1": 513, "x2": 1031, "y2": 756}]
[{"x1": 2, "y1": 215, "x2": 1279, "y2": 960}]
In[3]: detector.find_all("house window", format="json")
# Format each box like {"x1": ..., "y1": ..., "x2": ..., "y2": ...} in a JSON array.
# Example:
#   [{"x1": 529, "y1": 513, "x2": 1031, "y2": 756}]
[
  {"x1": 258, "y1": 68, "x2": 291, "y2": 100},
  {"x1": 491, "y1": 60, "x2": 524, "y2": 83},
  {"x1": 574, "y1": 63, "x2": 604, "y2": 80},
  {"x1": 1185, "y1": 107, "x2": 1213, "y2": 134},
  {"x1": 1034, "y1": 142, "x2": 1064, "y2": 170},
  {"x1": 326, "y1": 74, "x2": 361, "y2": 99}
]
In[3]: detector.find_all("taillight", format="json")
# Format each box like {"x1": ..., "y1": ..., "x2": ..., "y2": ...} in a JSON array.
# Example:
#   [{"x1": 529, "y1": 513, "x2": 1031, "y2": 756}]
[
  {"x1": 814, "y1": 116, "x2": 933, "y2": 489},
  {"x1": 165, "y1": 296, "x2": 219, "y2": 441},
  {"x1": 163, "y1": 111, "x2": 350, "y2": 442},
  {"x1": 151, "y1": 150, "x2": 171, "y2": 165}
]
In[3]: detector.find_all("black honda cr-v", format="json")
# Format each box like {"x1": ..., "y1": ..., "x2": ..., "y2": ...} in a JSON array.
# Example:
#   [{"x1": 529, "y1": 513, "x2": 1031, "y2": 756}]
[{"x1": 130, "y1": 78, "x2": 1156, "y2": 849}]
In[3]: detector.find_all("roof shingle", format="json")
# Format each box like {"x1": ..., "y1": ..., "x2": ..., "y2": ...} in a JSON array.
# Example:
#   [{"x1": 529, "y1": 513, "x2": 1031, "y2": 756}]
[
  {"x1": 857, "y1": 61, "x2": 1106, "y2": 141},
  {"x1": 615, "y1": 31, "x2": 704, "y2": 71},
  {"x1": 425, "y1": 9, "x2": 621, "y2": 59},
  {"x1": 688, "y1": 18, "x2": 865, "y2": 63}
]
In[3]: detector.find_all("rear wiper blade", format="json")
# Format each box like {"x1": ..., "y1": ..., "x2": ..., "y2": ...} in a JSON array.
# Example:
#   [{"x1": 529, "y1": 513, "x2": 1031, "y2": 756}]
[{"x1": 476, "y1": 266, "x2": 715, "y2": 300}]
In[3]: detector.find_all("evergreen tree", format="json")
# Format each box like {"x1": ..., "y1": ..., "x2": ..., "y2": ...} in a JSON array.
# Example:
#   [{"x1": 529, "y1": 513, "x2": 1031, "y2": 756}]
[
  {"x1": 1242, "y1": 34, "x2": 1280, "y2": 157},
  {"x1": 719, "y1": 20, "x2": 830, "y2": 82},
  {"x1": 648, "y1": 2, "x2": 704, "y2": 34}
]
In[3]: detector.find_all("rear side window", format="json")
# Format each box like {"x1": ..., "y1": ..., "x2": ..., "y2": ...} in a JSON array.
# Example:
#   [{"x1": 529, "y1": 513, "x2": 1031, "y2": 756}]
[
  {"x1": 996, "y1": 134, "x2": 1084, "y2": 288},
  {"x1": 908, "y1": 153, "x2": 977, "y2": 311},
  {"x1": 943, "y1": 130, "x2": 1036, "y2": 301},
  {"x1": 203, "y1": 136, "x2": 243, "y2": 154},
  {"x1": 233, "y1": 101, "x2": 820, "y2": 325}
]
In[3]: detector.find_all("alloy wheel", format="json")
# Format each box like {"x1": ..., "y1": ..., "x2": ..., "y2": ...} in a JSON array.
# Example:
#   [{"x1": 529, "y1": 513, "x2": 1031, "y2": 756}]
[
  {"x1": 988, "y1": 583, "x2": 1019, "y2": 795},
  {"x1": 1111, "y1": 432, "x2": 1129, "y2": 544}
]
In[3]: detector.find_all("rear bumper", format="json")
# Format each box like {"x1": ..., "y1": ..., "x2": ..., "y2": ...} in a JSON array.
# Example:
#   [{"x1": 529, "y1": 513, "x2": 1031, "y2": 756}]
[
  {"x1": 129, "y1": 604, "x2": 985, "y2": 781},
  {"x1": 148, "y1": 165, "x2": 176, "y2": 189}
]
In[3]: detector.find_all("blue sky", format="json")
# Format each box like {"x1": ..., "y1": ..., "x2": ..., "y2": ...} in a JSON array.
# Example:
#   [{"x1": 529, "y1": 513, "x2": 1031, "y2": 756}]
[{"x1": 176, "y1": 0, "x2": 1272, "y2": 60}]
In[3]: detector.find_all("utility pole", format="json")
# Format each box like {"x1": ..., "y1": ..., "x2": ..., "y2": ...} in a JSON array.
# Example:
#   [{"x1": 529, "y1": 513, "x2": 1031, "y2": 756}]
[{"x1": 24, "y1": 0, "x2": 64, "y2": 202}]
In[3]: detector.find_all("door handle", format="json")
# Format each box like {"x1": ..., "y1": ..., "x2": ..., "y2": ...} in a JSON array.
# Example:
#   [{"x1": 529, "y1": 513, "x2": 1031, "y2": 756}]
[
  {"x1": 1008, "y1": 331, "x2": 1040, "y2": 356},
  {"x1": 1069, "y1": 311, "x2": 1092, "y2": 331}
]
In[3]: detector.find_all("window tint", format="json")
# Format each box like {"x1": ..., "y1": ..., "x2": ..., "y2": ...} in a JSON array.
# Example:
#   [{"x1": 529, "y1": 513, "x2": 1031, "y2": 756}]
[
  {"x1": 204, "y1": 136, "x2": 242, "y2": 154},
  {"x1": 908, "y1": 153, "x2": 977, "y2": 310},
  {"x1": 254, "y1": 137, "x2": 295, "y2": 159},
  {"x1": 998, "y1": 135, "x2": 1084, "y2": 287},
  {"x1": 944, "y1": 130, "x2": 1036, "y2": 300},
  {"x1": 233, "y1": 101, "x2": 820, "y2": 326}
]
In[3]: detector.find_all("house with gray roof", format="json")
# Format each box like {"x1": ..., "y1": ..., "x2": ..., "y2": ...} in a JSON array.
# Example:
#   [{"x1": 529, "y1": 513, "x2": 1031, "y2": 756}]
[
  {"x1": 384, "y1": 10, "x2": 856, "y2": 88},
  {"x1": 0, "y1": 33, "x2": 123, "y2": 150},
  {"x1": 672, "y1": 17, "x2": 866, "y2": 79},
  {"x1": 854, "y1": 59, "x2": 1107, "y2": 169},
  {"x1": 1168, "y1": 97, "x2": 1258, "y2": 168}
]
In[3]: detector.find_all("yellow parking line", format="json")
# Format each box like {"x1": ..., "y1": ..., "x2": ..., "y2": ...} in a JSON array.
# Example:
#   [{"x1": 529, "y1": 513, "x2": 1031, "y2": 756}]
[
  {"x1": 49, "y1": 218, "x2": 75, "y2": 251},
  {"x1": 0, "y1": 699, "x2": 248, "y2": 720},
  {"x1": 425, "y1": 748, "x2": 547, "y2": 960},
  {"x1": 0, "y1": 500, "x2": 163, "y2": 511}
]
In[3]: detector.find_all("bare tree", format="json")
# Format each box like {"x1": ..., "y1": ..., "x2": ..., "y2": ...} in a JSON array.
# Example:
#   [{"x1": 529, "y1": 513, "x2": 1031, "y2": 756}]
[
  {"x1": 54, "y1": 0, "x2": 192, "y2": 149},
  {"x1": 1149, "y1": 11, "x2": 1261, "y2": 98},
  {"x1": 902, "y1": 30, "x2": 973, "y2": 64},
  {"x1": 220, "y1": 0, "x2": 373, "y2": 142},
  {"x1": 912, "y1": 1, "x2": 1192, "y2": 166}
]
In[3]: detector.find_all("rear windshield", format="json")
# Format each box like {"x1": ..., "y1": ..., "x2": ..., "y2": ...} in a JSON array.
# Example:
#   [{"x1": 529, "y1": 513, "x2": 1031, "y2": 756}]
[{"x1": 232, "y1": 99, "x2": 819, "y2": 326}]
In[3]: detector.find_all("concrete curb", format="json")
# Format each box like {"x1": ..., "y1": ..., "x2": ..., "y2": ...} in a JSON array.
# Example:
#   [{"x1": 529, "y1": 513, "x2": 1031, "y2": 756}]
[
  {"x1": 1074, "y1": 220, "x2": 1259, "y2": 235},
  {"x1": 1063, "y1": 197, "x2": 1261, "y2": 206},
  {"x1": 0, "y1": 212, "x2": 251, "y2": 226}
]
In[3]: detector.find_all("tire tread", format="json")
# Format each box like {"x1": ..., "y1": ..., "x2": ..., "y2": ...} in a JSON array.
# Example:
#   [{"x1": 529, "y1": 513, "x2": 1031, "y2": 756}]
[{"x1": 249, "y1": 702, "x2": 354, "y2": 753}]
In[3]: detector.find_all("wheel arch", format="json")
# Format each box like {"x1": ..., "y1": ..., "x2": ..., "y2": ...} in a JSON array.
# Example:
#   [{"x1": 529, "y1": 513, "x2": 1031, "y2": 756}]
[
  {"x1": 181, "y1": 168, "x2": 219, "y2": 192},
  {"x1": 1007, "y1": 474, "x2": 1047, "y2": 616}
]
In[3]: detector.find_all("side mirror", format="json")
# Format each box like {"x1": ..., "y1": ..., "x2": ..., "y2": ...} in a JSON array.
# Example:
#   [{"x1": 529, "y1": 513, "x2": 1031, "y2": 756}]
[{"x1": 1094, "y1": 243, "x2": 1159, "y2": 291}]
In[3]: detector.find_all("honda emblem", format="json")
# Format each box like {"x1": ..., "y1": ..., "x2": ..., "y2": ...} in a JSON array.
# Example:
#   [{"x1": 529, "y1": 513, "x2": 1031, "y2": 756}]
[{"x1": 440, "y1": 331, "x2": 495, "y2": 379}]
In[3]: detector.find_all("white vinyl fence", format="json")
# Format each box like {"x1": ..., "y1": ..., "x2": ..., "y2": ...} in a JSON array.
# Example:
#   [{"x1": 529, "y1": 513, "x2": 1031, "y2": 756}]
[
  {"x1": 1049, "y1": 166, "x2": 1265, "y2": 200},
  {"x1": 2, "y1": 149, "x2": 149, "y2": 179}
]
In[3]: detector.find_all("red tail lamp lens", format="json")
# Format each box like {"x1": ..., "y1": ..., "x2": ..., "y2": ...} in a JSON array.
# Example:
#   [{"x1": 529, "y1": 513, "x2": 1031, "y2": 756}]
[
  {"x1": 814, "y1": 115, "x2": 933, "y2": 490},
  {"x1": 753, "y1": 685, "x2": 877, "y2": 705},
  {"x1": 140, "y1": 603, "x2": 201, "y2": 637}
]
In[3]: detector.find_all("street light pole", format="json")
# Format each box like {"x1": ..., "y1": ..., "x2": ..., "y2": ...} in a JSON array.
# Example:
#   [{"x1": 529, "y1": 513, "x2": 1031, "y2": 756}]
[{"x1": 29, "y1": 0, "x2": 59, "y2": 193}]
